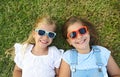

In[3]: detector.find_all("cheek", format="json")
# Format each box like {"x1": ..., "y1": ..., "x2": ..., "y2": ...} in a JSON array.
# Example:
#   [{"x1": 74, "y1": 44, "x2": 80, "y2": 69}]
[
  {"x1": 32, "y1": 31, "x2": 38, "y2": 37},
  {"x1": 85, "y1": 32, "x2": 90, "y2": 38},
  {"x1": 85, "y1": 34, "x2": 90, "y2": 43},
  {"x1": 87, "y1": 34, "x2": 90, "y2": 40},
  {"x1": 49, "y1": 39, "x2": 53, "y2": 43},
  {"x1": 67, "y1": 39, "x2": 73, "y2": 45},
  {"x1": 34, "y1": 33, "x2": 41, "y2": 41}
]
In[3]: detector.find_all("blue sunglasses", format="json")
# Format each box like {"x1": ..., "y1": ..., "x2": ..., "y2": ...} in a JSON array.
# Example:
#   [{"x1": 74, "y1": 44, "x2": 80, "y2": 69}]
[{"x1": 35, "y1": 29, "x2": 56, "y2": 39}]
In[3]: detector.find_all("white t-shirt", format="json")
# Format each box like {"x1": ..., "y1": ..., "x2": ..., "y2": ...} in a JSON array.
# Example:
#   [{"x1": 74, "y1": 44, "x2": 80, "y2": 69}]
[{"x1": 14, "y1": 43, "x2": 62, "y2": 77}]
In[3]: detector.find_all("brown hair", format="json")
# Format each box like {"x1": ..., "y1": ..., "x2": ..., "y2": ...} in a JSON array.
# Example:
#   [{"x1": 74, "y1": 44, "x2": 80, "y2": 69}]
[{"x1": 62, "y1": 16, "x2": 99, "y2": 47}]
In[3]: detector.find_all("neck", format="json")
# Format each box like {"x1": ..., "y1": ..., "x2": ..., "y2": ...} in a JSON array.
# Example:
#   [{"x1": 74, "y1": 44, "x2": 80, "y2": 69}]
[
  {"x1": 32, "y1": 45, "x2": 48, "y2": 56},
  {"x1": 77, "y1": 47, "x2": 91, "y2": 54}
]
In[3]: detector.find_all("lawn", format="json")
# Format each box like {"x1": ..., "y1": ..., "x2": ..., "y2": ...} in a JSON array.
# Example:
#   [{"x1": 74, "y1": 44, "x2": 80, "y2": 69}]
[{"x1": 0, "y1": 0, "x2": 120, "y2": 77}]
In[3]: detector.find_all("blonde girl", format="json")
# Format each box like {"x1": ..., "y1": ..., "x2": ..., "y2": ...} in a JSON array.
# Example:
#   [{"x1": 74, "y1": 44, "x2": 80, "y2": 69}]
[{"x1": 13, "y1": 15, "x2": 62, "y2": 77}]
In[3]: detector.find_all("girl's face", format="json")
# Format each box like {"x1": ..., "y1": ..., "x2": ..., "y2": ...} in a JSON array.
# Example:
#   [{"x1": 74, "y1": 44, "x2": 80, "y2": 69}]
[
  {"x1": 33, "y1": 23, "x2": 56, "y2": 48},
  {"x1": 67, "y1": 22, "x2": 90, "y2": 50}
]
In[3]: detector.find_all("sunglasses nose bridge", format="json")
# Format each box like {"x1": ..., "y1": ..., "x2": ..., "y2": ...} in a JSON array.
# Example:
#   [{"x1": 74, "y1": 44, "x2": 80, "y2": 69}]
[
  {"x1": 42, "y1": 33, "x2": 49, "y2": 39},
  {"x1": 76, "y1": 31, "x2": 82, "y2": 38},
  {"x1": 45, "y1": 32, "x2": 51, "y2": 38},
  {"x1": 45, "y1": 31, "x2": 48, "y2": 36}
]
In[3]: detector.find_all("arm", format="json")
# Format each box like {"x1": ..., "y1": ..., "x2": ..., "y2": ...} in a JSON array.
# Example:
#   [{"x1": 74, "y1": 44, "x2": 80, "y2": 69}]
[
  {"x1": 55, "y1": 68, "x2": 59, "y2": 77},
  {"x1": 13, "y1": 64, "x2": 22, "y2": 77},
  {"x1": 107, "y1": 55, "x2": 120, "y2": 77},
  {"x1": 58, "y1": 59, "x2": 71, "y2": 77}
]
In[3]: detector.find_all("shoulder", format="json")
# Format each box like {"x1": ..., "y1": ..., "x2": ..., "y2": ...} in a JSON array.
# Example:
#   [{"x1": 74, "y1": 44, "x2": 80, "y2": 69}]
[
  {"x1": 63, "y1": 49, "x2": 74, "y2": 56},
  {"x1": 48, "y1": 46, "x2": 63, "y2": 66},
  {"x1": 14, "y1": 43, "x2": 23, "y2": 49},
  {"x1": 62, "y1": 49, "x2": 75, "y2": 65},
  {"x1": 48, "y1": 46, "x2": 63, "y2": 55},
  {"x1": 63, "y1": 49, "x2": 77, "y2": 58},
  {"x1": 92, "y1": 45, "x2": 111, "y2": 60},
  {"x1": 14, "y1": 43, "x2": 33, "y2": 54},
  {"x1": 14, "y1": 43, "x2": 29, "y2": 50},
  {"x1": 14, "y1": 43, "x2": 23, "y2": 54},
  {"x1": 49, "y1": 46, "x2": 59, "y2": 50},
  {"x1": 49, "y1": 46, "x2": 59, "y2": 53},
  {"x1": 92, "y1": 45, "x2": 111, "y2": 53}
]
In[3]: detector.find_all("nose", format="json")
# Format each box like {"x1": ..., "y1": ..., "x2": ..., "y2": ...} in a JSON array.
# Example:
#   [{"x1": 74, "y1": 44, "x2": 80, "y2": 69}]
[
  {"x1": 77, "y1": 33, "x2": 82, "y2": 39},
  {"x1": 42, "y1": 34, "x2": 49, "y2": 39}
]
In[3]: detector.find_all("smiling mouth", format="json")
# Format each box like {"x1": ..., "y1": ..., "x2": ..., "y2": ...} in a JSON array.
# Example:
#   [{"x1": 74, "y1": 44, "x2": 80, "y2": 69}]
[
  {"x1": 40, "y1": 40, "x2": 48, "y2": 44},
  {"x1": 76, "y1": 38, "x2": 86, "y2": 44}
]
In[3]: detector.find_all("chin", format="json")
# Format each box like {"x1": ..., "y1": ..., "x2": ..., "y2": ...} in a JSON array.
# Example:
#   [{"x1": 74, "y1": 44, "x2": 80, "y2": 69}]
[{"x1": 77, "y1": 44, "x2": 89, "y2": 50}]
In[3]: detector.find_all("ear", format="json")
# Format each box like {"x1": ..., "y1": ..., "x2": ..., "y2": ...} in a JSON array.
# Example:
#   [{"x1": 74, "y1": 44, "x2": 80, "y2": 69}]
[{"x1": 66, "y1": 39, "x2": 72, "y2": 46}]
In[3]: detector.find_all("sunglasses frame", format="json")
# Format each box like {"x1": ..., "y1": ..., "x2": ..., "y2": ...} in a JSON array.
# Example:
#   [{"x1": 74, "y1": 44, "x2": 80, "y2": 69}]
[
  {"x1": 35, "y1": 29, "x2": 56, "y2": 39},
  {"x1": 67, "y1": 26, "x2": 88, "y2": 39}
]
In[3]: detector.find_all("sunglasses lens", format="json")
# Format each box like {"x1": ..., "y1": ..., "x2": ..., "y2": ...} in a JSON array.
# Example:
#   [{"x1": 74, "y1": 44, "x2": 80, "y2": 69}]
[
  {"x1": 67, "y1": 26, "x2": 87, "y2": 39},
  {"x1": 70, "y1": 32, "x2": 77, "y2": 38},
  {"x1": 38, "y1": 30, "x2": 45, "y2": 36},
  {"x1": 79, "y1": 28, "x2": 86, "y2": 34},
  {"x1": 48, "y1": 32, "x2": 56, "y2": 38}
]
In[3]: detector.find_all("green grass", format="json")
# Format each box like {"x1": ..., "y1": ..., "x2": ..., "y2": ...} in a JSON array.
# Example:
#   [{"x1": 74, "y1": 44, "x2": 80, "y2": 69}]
[{"x1": 0, "y1": 0, "x2": 120, "y2": 77}]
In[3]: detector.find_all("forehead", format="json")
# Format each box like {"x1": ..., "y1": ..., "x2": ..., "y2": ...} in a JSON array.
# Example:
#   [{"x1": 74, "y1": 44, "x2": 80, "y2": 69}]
[
  {"x1": 67, "y1": 22, "x2": 83, "y2": 32},
  {"x1": 37, "y1": 23, "x2": 56, "y2": 31}
]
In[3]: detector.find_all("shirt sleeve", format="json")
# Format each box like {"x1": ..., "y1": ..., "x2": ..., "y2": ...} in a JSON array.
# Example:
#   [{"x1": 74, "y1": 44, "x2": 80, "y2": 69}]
[
  {"x1": 14, "y1": 43, "x2": 23, "y2": 69},
  {"x1": 62, "y1": 50, "x2": 71, "y2": 65},
  {"x1": 97, "y1": 46, "x2": 111, "y2": 65},
  {"x1": 51, "y1": 46, "x2": 63, "y2": 68}
]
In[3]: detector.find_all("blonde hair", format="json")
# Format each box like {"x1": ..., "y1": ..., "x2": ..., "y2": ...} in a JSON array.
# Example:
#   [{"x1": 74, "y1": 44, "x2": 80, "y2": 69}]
[
  {"x1": 6, "y1": 15, "x2": 56, "y2": 59},
  {"x1": 23, "y1": 15, "x2": 56, "y2": 44}
]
